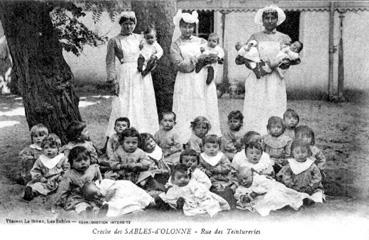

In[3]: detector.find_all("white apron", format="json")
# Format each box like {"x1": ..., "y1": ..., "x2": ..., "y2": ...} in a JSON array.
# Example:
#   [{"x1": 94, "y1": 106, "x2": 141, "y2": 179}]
[
  {"x1": 106, "y1": 34, "x2": 159, "y2": 136},
  {"x1": 172, "y1": 39, "x2": 221, "y2": 143}
]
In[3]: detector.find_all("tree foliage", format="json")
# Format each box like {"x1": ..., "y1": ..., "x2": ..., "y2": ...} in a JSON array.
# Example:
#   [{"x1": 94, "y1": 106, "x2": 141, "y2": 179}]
[
  {"x1": 50, "y1": 6, "x2": 105, "y2": 56},
  {"x1": 49, "y1": 1, "x2": 124, "y2": 56}
]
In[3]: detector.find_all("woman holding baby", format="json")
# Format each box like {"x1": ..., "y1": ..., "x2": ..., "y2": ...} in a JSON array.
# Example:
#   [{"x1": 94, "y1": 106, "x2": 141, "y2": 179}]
[{"x1": 237, "y1": 5, "x2": 296, "y2": 135}]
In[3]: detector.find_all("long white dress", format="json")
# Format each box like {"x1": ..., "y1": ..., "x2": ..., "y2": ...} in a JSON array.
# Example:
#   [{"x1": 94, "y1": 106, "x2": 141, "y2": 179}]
[
  {"x1": 171, "y1": 36, "x2": 221, "y2": 144},
  {"x1": 243, "y1": 31, "x2": 291, "y2": 135},
  {"x1": 235, "y1": 173, "x2": 322, "y2": 216},
  {"x1": 159, "y1": 179, "x2": 230, "y2": 217},
  {"x1": 106, "y1": 34, "x2": 159, "y2": 137},
  {"x1": 97, "y1": 179, "x2": 154, "y2": 217}
]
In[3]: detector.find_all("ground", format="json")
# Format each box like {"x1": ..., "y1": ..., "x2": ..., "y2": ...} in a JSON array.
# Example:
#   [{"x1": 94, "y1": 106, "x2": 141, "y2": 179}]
[{"x1": 0, "y1": 88, "x2": 369, "y2": 221}]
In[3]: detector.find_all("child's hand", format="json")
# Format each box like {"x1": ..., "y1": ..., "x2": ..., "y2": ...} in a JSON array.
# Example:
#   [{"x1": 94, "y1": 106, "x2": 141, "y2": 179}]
[
  {"x1": 26, "y1": 155, "x2": 35, "y2": 160},
  {"x1": 130, "y1": 163, "x2": 142, "y2": 172},
  {"x1": 205, "y1": 169, "x2": 212, "y2": 176}
]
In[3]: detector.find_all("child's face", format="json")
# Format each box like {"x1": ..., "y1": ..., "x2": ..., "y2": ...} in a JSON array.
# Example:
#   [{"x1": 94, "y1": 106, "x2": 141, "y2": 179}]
[
  {"x1": 203, "y1": 142, "x2": 220, "y2": 157},
  {"x1": 296, "y1": 134, "x2": 312, "y2": 145},
  {"x1": 269, "y1": 123, "x2": 283, "y2": 137},
  {"x1": 43, "y1": 144, "x2": 59, "y2": 158},
  {"x1": 228, "y1": 118, "x2": 242, "y2": 131},
  {"x1": 181, "y1": 155, "x2": 198, "y2": 170},
  {"x1": 144, "y1": 31, "x2": 156, "y2": 45},
  {"x1": 122, "y1": 136, "x2": 139, "y2": 153},
  {"x1": 290, "y1": 41, "x2": 302, "y2": 53},
  {"x1": 172, "y1": 171, "x2": 190, "y2": 187},
  {"x1": 72, "y1": 155, "x2": 91, "y2": 172},
  {"x1": 145, "y1": 137, "x2": 157, "y2": 153},
  {"x1": 193, "y1": 124, "x2": 209, "y2": 139},
  {"x1": 245, "y1": 147, "x2": 262, "y2": 164},
  {"x1": 114, "y1": 121, "x2": 129, "y2": 134},
  {"x1": 207, "y1": 36, "x2": 218, "y2": 48},
  {"x1": 284, "y1": 115, "x2": 298, "y2": 129},
  {"x1": 292, "y1": 146, "x2": 309, "y2": 162},
  {"x1": 33, "y1": 132, "x2": 47, "y2": 146},
  {"x1": 238, "y1": 170, "x2": 253, "y2": 187},
  {"x1": 161, "y1": 114, "x2": 175, "y2": 131}
]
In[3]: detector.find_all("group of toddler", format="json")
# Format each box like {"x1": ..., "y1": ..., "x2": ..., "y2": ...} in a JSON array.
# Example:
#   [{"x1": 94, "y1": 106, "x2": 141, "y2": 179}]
[{"x1": 18, "y1": 107, "x2": 325, "y2": 217}]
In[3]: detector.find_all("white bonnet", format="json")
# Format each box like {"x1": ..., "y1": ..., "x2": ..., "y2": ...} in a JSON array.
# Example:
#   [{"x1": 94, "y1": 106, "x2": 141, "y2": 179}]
[
  {"x1": 118, "y1": 11, "x2": 136, "y2": 23},
  {"x1": 254, "y1": 5, "x2": 286, "y2": 26},
  {"x1": 173, "y1": 9, "x2": 199, "y2": 27}
]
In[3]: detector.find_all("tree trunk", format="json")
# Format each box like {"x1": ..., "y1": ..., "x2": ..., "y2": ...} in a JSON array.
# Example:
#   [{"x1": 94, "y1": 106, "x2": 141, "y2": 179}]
[
  {"x1": 131, "y1": 0, "x2": 177, "y2": 114},
  {"x1": 0, "y1": 1, "x2": 81, "y2": 144}
]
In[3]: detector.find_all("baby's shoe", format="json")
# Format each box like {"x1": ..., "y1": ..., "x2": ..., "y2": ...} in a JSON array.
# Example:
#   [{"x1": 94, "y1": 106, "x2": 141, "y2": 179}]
[
  {"x1": 23, "y1": 186, "x2": 34, "y2": 201},
  {"x1": 137, "y1": 55, "x2": 145, "y2": 73},
  {"x1": 206, "y1": 66, "x2": 214, "y2": 85},
  {"x1": 195, "y1": 58, "x2": 206, "y2": 73}
]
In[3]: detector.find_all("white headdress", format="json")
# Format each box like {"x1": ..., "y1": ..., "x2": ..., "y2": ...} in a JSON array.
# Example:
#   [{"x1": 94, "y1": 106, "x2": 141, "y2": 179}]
[
  {"x1": 254, "y1": 5, "x2": 286, "y2": 26},
  {"x1": 118, "y1": 11, "x2": 136, "y2": 23},
  {"x1": 172, "y1": 9, "x2": 199, "y2": 41},
  {"x1": 173, "y1": 9, "x2": 199, "y2": 27}
]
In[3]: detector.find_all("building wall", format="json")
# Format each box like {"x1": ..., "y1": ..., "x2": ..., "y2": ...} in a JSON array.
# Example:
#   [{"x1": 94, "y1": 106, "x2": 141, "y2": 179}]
[
  {"x1": 341, "y1": 11, "x2": 369, "y2": 91},
  {"x1": 224, "y1": 11, "x2": 261, "y2": 86},
  {"x1": 0, "y1": 21, "x2": 4, "y2": 37},
  {"x1": 286, "y1": 11, "x2": 330, "y2": 92},
  {"x1": 63, "y1": 11, "x2": 121, "y2": 84}
]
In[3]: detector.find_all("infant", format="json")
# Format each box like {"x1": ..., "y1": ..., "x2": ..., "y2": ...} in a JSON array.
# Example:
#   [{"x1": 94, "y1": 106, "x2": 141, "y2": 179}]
[{"x1": 236, "y1": 40, "x2": 303, "y2": 78}]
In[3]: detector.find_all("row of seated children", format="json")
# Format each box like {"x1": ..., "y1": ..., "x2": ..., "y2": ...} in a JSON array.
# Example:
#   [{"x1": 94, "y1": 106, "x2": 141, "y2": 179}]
[
  {"x1": 21, "y1": 135, "x2": 323, "y2": 217},
  {"x1": 20, "y1": 121, "x2": 101, "y2": 201},
  {"x1": 18, "y1": 108, "x2": 325, "y2": 217}
]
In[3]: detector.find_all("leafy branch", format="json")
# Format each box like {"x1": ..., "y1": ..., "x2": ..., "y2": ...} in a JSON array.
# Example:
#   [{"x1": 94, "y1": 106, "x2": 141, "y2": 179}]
[{"x1": 50, "y1": 5, "x2": 107, "y2": 56}]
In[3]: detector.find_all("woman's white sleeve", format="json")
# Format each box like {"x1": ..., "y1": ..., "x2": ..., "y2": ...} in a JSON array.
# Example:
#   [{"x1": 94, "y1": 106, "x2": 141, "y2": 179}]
[{"x1": 106, "y1": 39, "x2": 117, "y2": 82}]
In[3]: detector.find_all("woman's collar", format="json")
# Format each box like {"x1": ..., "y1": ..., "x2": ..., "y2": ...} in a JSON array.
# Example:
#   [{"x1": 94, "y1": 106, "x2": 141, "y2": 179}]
[
  {"x1": 147, "y1": 145, "x2": 163, "y2": 160},
  {"x1": 180, "y1": 35, "x2": 193, "y2": 40},
  {"x1": 201, "y1": 152, "x2": 223, "y2": 166},
  {"x1": 120, "y1": 32, "x2": 133, "y2": 36},
  {"x1": 263, "y1": 29, "x2": 277, "y2": 34},
  {"x1": 288, "y1": 158, "x2": 314, "y2": 175}
]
